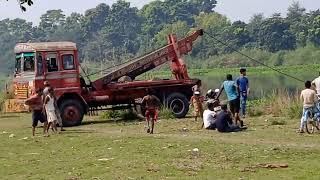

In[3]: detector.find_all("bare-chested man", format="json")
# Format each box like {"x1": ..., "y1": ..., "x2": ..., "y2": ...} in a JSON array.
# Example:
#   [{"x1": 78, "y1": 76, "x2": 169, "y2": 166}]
[{"x1": 141, "y1": 89, "x2": 161, "y2": 134}]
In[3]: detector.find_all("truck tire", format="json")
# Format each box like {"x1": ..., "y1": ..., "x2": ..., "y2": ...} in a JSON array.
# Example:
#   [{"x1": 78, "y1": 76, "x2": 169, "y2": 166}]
[
  {"x1": 166, "y1": 93, "x2": 189, "y2": 118},
  {"x1": 60, "y1": 99, "x2": 84, "y2": 127}
]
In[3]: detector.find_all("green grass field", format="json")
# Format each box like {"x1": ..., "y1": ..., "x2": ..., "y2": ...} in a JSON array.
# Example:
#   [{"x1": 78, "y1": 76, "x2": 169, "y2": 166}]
[{"x1": 1, "y1": 113, "x2": 320, "y2": 179}]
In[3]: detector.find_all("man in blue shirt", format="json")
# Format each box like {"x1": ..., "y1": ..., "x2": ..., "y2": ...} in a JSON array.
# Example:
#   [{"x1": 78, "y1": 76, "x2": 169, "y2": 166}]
[
  {"x1": 217, "y1": 74, "x2": 243, "y2": 127},
  {"x1": 236, "y1": 68, "x2": 249, "y2": 118}
]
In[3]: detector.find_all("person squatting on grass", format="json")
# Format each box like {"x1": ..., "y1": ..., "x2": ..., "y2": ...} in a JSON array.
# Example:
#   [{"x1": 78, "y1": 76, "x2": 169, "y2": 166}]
[
  {"x1": 25, "y1": 89, "x2": 48, "y2": 137},
  {"x1": 141, "y1": 89, "x2": 161, "y2": 134},
  {"x1": 44, "y1": 88, "x2": 59, "y2": 134},
  {"x1": 43, "y1": 81, "x2": 65, "y2": 132},
  {"x1": 236, "y1": 68, "x2": 249, "y2": 118},
  {"x1": 217, "y1": 74, "x2": 244, "y2": 127},
  {"x1": 299, "y1": 81, "x2": 317, "y2": 133},
  {"x1": 215, "y1": 103, "x2": 247, "y2": 133},
  {"x1": 190, "y1": 91, "x2": 204, "y2": 121}
]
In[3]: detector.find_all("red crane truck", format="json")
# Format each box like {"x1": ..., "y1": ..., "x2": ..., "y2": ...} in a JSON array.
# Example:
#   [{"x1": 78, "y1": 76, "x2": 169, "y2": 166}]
[{"x1": 5, "y1": 29, "x2": 204, "y2": 126}]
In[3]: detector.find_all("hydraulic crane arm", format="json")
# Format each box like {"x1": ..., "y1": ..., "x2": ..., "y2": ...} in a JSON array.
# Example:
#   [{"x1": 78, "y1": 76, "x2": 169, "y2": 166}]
[{"x1": 93, "y1": 29, "x2": 203, "y2": 87}]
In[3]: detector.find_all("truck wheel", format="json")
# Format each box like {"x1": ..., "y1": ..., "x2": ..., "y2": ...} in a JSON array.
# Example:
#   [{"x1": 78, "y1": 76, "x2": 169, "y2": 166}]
[
  {"x1": 60, "y1": 99, "x2": 84, "y2": 127},
  {"x1": 166, "y1": 93, "x2": 189, "y2": 118}
]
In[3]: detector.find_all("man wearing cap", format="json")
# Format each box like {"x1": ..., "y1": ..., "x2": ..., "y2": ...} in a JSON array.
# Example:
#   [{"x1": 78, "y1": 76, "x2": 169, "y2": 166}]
[{"x1": 236, "y1": 68, "x2": 249, "y2": 118}]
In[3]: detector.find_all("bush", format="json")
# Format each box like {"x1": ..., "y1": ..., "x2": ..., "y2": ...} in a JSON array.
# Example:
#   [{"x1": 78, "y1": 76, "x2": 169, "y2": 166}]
[
  {"x1": 100, "y1": 109, "x2": 139, "y2": 121},
  {"x1": 247, "y1": 89, "x2": 302, "y2": 119},
  {"x1": 0, "y1": 91, "x2": 14, "y2": 112},
  {"x1": 158, "y1": 107, "x2": 174, "y2": 120},
  {"x1": 100, "y1": 110, "x2": 121, "y2": 119}
]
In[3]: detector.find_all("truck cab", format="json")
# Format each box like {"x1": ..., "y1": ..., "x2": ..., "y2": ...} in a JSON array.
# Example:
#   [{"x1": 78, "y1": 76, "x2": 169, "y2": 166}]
[{"x1": 6, "y1": 42, "x2": 83, "y2": 114}]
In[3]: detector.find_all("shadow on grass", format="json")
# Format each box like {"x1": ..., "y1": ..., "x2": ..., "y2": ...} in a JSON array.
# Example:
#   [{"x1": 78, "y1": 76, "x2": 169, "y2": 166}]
[
  {"x1": 81, "y1": 118, "x2": 144, "y2": 126},
  {"x1": 62, "y1": 129, "x2": 96, "y2": 134},
  {"x1": 0, "y1": 115, "x2": 21, "y2": 118}
]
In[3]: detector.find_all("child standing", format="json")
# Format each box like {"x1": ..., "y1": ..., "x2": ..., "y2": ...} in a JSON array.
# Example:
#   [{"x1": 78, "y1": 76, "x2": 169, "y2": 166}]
[
  {"x1": 44, "y1": 88, "x2": 58, "y2": 133},
  {"x1": 190, "y1": 91, "x2": 204, "y2": 121},
  {"x1": 299, "y1": 81, "x2": 317, "y2": 133}
]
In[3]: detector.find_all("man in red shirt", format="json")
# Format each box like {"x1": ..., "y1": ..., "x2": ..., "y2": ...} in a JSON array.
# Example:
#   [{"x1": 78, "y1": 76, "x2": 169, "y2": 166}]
[{"x1": 25, "y1": 89, "x2": 48, "y2": 136}]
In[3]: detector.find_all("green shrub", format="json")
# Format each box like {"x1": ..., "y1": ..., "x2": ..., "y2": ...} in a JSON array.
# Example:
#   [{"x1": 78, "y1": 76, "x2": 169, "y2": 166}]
[
  {"x1": 120, "y1": 110, "x2": 139, "y2": 120},
  {"x1": 100, "y1": 110, "x2": 121, "y2": 119},
  {"x1": 247, "y1": 89, "x2": 302, "y2": 119},
  {"x1": 158, "y1": 107, "x2": 174, "y2": 119},
  {"x1": 270, "y1": 119, "x2": 287, "y2": 126}
]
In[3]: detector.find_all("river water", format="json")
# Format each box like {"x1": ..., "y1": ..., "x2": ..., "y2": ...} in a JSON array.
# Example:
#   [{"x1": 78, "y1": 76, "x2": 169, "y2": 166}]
[{"x1": 196, "y1": 71, "x2": 318, "y2": 100}]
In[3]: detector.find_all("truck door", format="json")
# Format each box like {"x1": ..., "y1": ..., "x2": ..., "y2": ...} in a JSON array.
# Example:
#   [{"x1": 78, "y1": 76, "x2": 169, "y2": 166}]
[
  {"x1": 44, "y1": 52, "x2": 61, "y2": 90},
  {"x1": 59, "y1": 51, "x2": 80, "y2": 90}
]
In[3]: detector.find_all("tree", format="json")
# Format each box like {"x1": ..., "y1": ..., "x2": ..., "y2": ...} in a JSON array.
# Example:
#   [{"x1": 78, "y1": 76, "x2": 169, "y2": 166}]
[
  {"x1": 247, "y1": 13, "x2": 265, "y2": 48},
  {"x1": 256, "y1": 14, "x2": 296, "y2": 52},
  {"x1": 194, "y1": 12, "x2": 231, "y2": 57},
  {"x1": 221, "y1": 21, "x2": 252, "y2": 53},
  {"x1": 287, "y1": 2, "x2": 307, "y2": 46},
  {"x1": 83, "y1": 3, "x2": 110, "y2": 38},
  {"x1": 306, "y1": 10, "x2": 320, "y2": 46},
  {"x1": 100, "y1": 0, "x2": 142, "y2": 60}
]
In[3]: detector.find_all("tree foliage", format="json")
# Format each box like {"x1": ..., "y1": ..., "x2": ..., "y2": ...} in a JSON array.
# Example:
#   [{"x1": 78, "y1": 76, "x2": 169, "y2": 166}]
[{"x1": 0, "y1": 0, "x2": 319, "y2": 74}]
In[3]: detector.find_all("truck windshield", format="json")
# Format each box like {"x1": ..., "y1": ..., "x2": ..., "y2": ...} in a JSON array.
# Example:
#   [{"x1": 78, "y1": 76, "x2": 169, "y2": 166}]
[
  {"x1": 15, "y1": 52, "x2": 35, "y2": 73},
  {"x1": 15, "y1": 57, "x2": 21, "y2": 75}
]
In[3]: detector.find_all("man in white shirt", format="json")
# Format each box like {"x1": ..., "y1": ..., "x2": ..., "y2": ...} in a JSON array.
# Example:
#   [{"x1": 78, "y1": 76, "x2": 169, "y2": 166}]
[
  {"x1": 312, "y1": 73, "x2": 320, "y2": 94},
  {"x1": 202, "y1": 100, "x2": 217, "y2": 130}
]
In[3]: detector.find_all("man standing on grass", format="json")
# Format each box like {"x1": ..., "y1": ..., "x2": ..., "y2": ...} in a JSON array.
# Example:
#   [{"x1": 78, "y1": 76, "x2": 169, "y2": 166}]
[
  {"x1": 312, "y1": 72, "x2": 320, "y2": 95},
  {"x1": 216, "y1": 74, "x2": 244, "y2": 127},
  {"x1": 236, "y1": 68, "x2": 249, "y2": 118},
  {"x1": 141, "y1": 89, "x2": 161, "y2": 134},
  {"x1": 25, "y1": 89, "x2": 48, "y2": 137},
  {"x1": 43, "y1": 81, "x2": 65, "y2": 132},
  {"x1": 299, "y1": 81, "x2": 317, "y2": 133}
]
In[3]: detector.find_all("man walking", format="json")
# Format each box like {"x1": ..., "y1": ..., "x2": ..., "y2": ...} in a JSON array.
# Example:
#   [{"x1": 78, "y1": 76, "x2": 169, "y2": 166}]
[
  {"x1": 141, "y1": 89, "x2": 161, "y2": 134},
  {"x1": 236, "y1": 68, "x2": 249, "y2": 118}
]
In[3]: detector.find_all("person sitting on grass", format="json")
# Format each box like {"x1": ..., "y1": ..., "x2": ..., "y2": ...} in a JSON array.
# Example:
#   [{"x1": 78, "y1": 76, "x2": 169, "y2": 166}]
[
  {"x1": 299, "y1": 81, "x2": 317, "y2": 133},
  {"x1": 25, "y1": 89, "x2": 48, "y2": 137},
  {"x1": 215, "y1": 103, "x2": 247, "y2": 133},
  {"x1": 202, "y1": 100, "x2": 218, "y2": 130},
  {"x1": 44, "y1": 88, "x2": 58, "y2": 134},
  {"x1": 190, "y1": 91, "x2": 204, "y2": 121},
  {"x1": 141, "y1": 89, "x2": 161, "y2": 134}
]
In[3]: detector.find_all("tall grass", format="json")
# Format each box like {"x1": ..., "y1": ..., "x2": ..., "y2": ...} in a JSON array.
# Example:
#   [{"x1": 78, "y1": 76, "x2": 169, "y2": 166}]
[
  {"x1": 248, "y1": 90, "x2": 302, "y2": 119},
  {"x1": 0, "y1": 91, "x2": 13, "y2": 112}
]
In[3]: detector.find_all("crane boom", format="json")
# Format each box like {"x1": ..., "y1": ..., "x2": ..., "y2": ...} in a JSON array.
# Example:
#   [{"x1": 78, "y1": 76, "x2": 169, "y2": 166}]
[{"x1": 93, "y1": 29, "x2": 203, "y2": 87}]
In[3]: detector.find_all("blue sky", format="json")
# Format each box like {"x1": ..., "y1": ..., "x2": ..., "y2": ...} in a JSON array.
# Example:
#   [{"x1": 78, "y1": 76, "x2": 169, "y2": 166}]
[{"x1": 0, "y1": 0, "x2": 319, "y2": 25}]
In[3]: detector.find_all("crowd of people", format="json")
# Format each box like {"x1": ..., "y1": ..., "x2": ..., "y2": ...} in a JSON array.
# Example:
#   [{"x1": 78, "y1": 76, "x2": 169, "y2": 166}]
[
  {"x1": 190, "y1": 67, "x2": 249, "y2": 133},
  {"x1": 25, "y1": 81, "x2": 65, "y2": 137}
]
